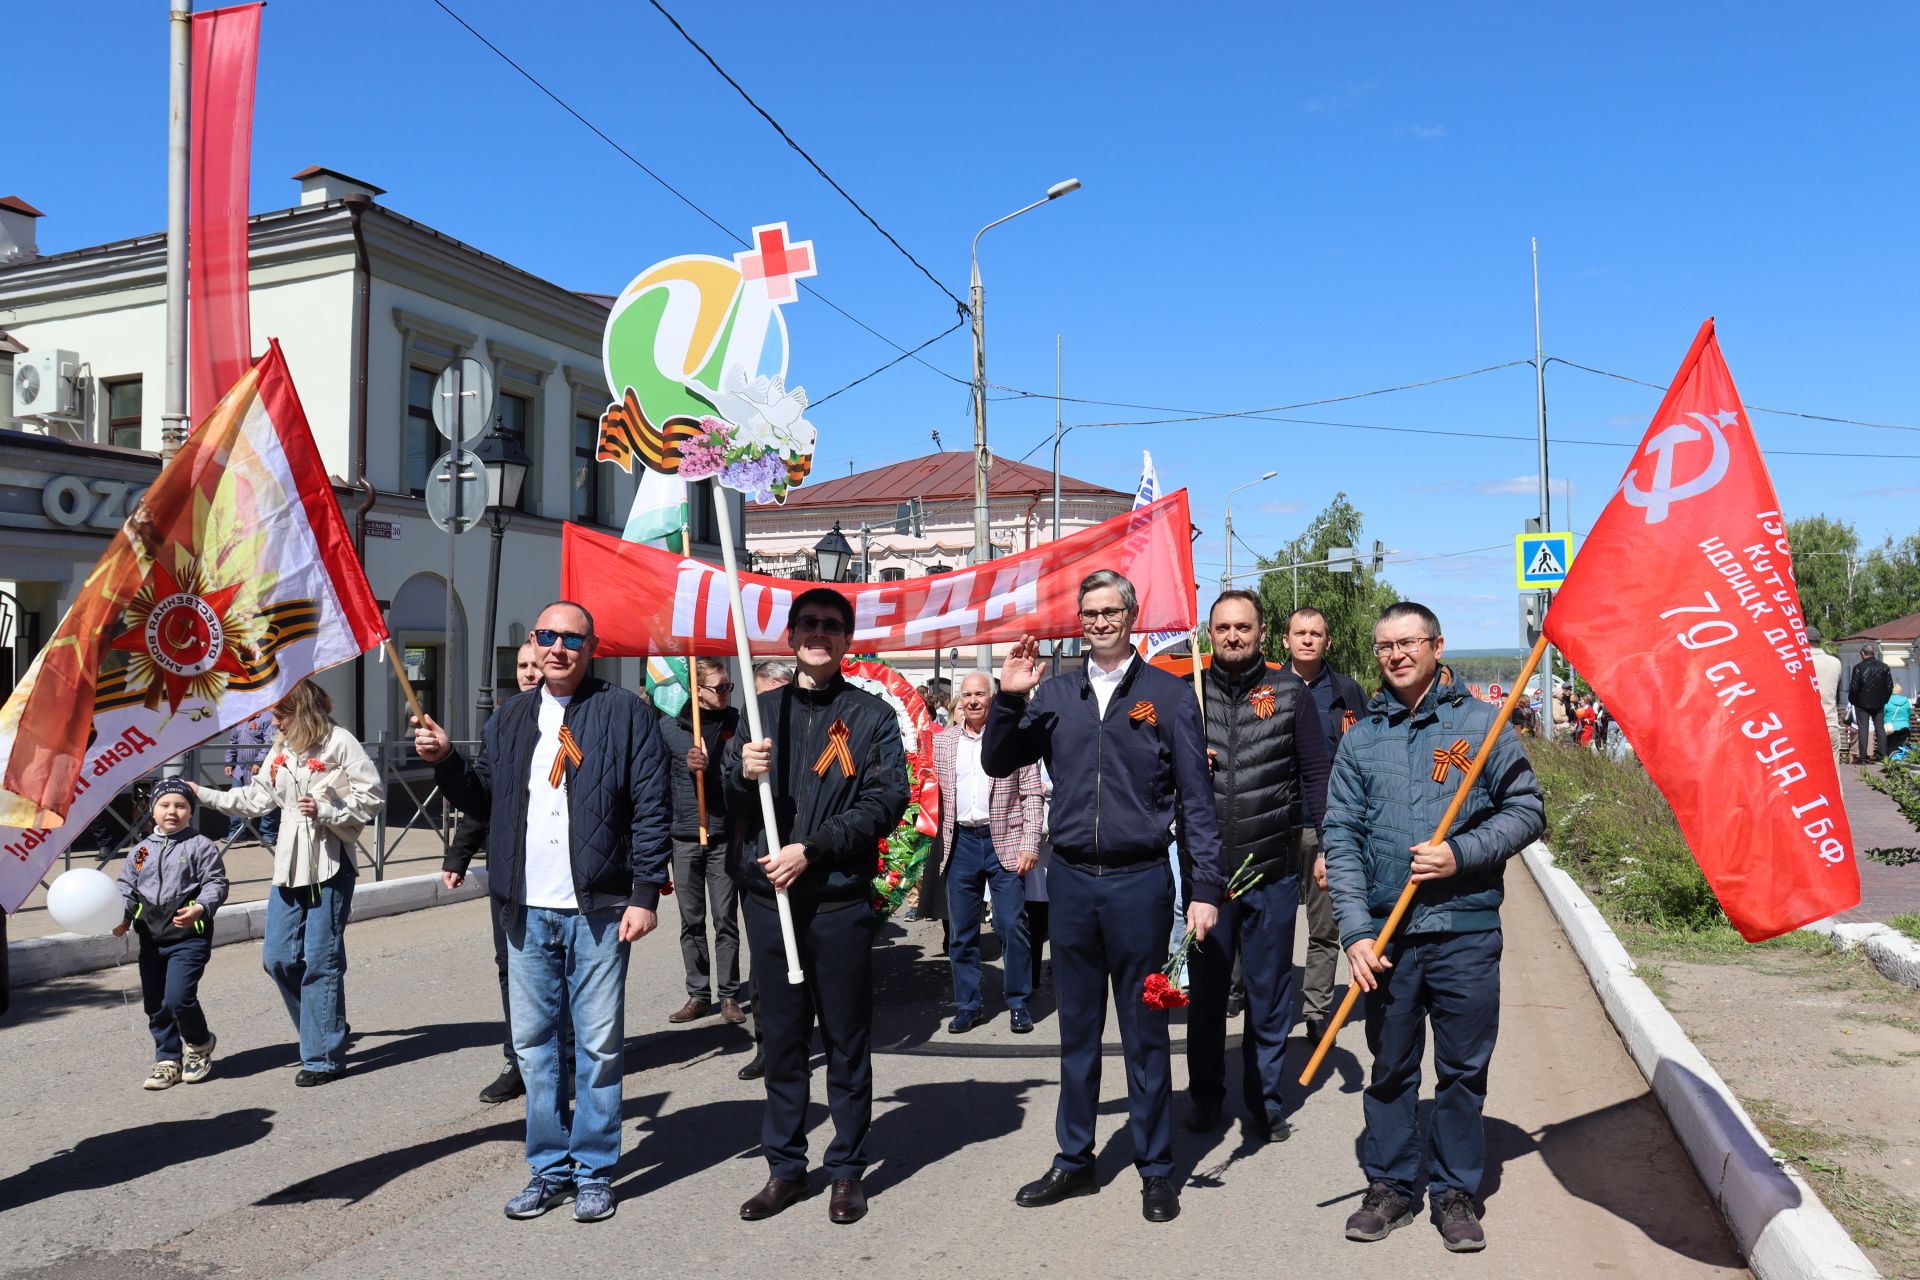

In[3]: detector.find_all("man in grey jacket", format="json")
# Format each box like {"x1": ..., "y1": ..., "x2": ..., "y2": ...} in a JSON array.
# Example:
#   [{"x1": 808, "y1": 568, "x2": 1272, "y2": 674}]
[{"x1": 1322, "y1": 602, "x2": 1544, "y2": 1255}]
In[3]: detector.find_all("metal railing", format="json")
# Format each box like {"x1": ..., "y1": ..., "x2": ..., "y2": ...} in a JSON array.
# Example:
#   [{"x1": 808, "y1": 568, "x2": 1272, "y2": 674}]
[{"x1": 61, "y1": 732, "x2": 482, "y2": 882}]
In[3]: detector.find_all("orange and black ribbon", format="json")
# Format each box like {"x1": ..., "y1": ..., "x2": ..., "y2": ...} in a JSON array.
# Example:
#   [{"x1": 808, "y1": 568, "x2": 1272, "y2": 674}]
[
  {"x1": 1129, "y1": 699, "x2": 1158, "y2": 727},
  {"x1": 1341, "y1": 710, "x2": 1359, "y2": 734},
  {"x1": 811, "y1": 719, "x2": 856, "y2": 779},
  {"x1": 1250, "y1": 685, "x2": 1276, "y2": 720},
  {"x1": 548, "y1": 726, "x2": 584, "y2": 788},
  {"x1": 1431, "y1": 737, "x2": 1471, "y2": 784}
]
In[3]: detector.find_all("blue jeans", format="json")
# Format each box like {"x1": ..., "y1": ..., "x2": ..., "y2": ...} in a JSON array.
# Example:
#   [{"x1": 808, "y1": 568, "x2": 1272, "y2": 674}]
[
  {"x1": 946, "y1": 826, "x2": 1030, "y2": 1014},
  {"x1": 508, "y1": 904, "x2": 630, "y2": 1187},
  {"x1": 262, "y1": 865, "x2": 355, "y2": 1072}
]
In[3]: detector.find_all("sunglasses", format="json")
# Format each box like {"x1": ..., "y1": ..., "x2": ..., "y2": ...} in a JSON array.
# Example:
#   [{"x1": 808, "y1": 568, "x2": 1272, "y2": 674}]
[
  {"x1": 533, "y1": 629, "x2": 591, "y2": 652},
  {"x1": 704, "y1": 681, "x2": 735, "y2": 695},
  {"x1": 792, "y1": 615, "x2": 848, "y2": 636}
]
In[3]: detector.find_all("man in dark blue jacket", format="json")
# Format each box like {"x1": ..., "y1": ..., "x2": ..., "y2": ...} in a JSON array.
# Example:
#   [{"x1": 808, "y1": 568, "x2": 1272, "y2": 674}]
[
  {"x1": 415, "y1": 601, "x2": 671, "y2": 1226},
  {"x1": 985, "y1": 569, "x2": 1224, "y2": 1224},
  {"x1": 1322, "y1": 602, "x2": 1544, "y2": 1254}
]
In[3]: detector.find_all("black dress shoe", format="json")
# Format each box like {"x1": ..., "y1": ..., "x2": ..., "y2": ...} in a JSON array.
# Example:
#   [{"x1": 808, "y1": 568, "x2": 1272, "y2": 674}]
[
  {"x1": 1259, "y1": 1109, "x2": 1293, "y2": 1143},
  {"x1": 1184, "y1": 1099, "x2": 1221, "y2": 1133},
  {"x1": 479, "y1": 1062, "x2": 524, "y2": 1105},
  {"x1": 828, "y1": 1178, "x2": 868, "y2": 1224},
  {"x1": 947, "y1": 1010, "x2": 983, "y2": 1034},
  {"x1": 1141, "y1": 1175, "x2": 1181, "y2": 1222},
  {"x1": 294, "y1": 1068, "x2": 345, "y2": 1088},
  {"x1": 1015, "y1": 1167, "x2": 1098, "y2": 1207},
  {"x1": 737, "y1": 1048, "x2": 765, "y2": 1081},
  {"x1": 1009, "y1": 1008, "x2": 1034, "y2": 1034},
  {"x1": 739, "y1": 1176, "x2": 807, "y2": 1221}
]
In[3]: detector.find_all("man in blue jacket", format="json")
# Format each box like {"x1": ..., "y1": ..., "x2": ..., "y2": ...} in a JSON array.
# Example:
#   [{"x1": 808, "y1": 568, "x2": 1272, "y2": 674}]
[
  {"x1": 1322, "y1": 602, "x2": 1544, "y2": 1254},
  {"x1": 986, "y1": 569, "x2": 1224, "y2": 1224},
  {"x1": 415, "y1": 601, "x2": 671, "y2": 1226}
]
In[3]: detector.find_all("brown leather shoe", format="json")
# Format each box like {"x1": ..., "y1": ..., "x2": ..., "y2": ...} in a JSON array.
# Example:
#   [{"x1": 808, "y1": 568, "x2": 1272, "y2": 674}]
[
  {"x1": 720, "y1": 997, "x2": 747, "y2": 1025},
  {"x1": 829, "y1": 1178, "x2": 868, "y2": 1224},
  {"x1": 740, "y1": 1176, "x2": 806, "y2": 1221},
  {"x1": 668, "y1": 997, "x2": 715, "y2": 1024}
]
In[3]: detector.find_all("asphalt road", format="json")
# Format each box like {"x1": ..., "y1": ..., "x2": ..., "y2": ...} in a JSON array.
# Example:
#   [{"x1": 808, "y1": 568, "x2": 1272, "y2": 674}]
[{"x1": 1, "y1": 870, "x2": 1748, "y2": 1279}]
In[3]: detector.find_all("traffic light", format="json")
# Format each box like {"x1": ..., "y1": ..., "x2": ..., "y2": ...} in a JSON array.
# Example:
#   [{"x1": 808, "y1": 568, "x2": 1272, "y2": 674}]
[
  {"x1": 1371, "y1": 539, "x2": 1386, "y2": 571},
  {"x1": 1520, "y1": 591, "x2": 1546, "y2": 647}
]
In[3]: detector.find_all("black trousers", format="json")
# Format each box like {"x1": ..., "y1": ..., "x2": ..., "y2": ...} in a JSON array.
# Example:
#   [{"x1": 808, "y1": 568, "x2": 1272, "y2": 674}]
[
  {"x1": 1187, "y1": 873, "x2": 1300, "y2": 1120},
  {"x1": 743, "y1": 893, "x2": 874, "y2": 1182},
  {"x1": 1024, "y1": 900, "x2": 1050, "y2": 990},
  {"x1": 1048, "y1": 857, "x2": 1175, "y2": 1179},
  {"x1": 138, "y1": 932, "x2": 212, "y2": 1060},
  {"x1": 489, "y1": 894, "x2": 514, "y2": 1059}
]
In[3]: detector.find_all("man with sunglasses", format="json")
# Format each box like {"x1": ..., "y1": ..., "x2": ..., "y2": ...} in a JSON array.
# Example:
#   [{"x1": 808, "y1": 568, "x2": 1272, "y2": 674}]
[
  {"x1": 727, "y1": 588, "x2": 909, "y2": 1226},
  {"x1": 657, "y1": 658, "x2": 746, "y2": 1027},
  {"x1": 985, "y1": 570, "x2": 1224, "y2": 1224},
  {"x1": 1322, "y1": 602, "x2": 1543, "y2": 1254},
  {"x1": 415, "y1": 601, "x2": 672, "y2": 1225}
]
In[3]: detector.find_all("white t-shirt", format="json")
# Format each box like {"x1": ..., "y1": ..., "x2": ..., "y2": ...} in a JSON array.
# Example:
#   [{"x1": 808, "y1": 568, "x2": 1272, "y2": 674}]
[
  {"x1": 523, "y1": 689, "x2": 578, "y2": 910},
  {"x1": 1088, "y1": 653, "x2": 1135, "y2": 718}
]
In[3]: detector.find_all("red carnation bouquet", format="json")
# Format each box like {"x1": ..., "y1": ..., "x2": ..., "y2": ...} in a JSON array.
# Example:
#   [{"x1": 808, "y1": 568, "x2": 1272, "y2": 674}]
[{"x1": 1140, "y1": 850, "x2": 1262, "y2": 1009}]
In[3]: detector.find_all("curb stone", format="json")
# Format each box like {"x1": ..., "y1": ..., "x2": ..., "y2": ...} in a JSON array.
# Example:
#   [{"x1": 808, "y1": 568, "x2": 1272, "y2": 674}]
[
  {"x1": 6, "y1": 869, "x2": 490, "y2": 988},
  {"x1": 1801, "y1": 917, "x2": 1920, "y2": 991},
  {"x1": 1523, "y1": 841, "x2": 1879, "y2": 1280}
]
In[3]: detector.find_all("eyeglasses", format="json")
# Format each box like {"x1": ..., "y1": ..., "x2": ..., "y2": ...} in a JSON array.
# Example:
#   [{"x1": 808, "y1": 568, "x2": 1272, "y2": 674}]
[
  {"x1": 533, "y1": 629, "x2": 591, "y2": 652},
  {"x1": 1079, "y1": 607, "x2": 1129, "y2": 625},
  {"x1": 703, "y1": 681, "x2": 735, "y2": 695},
  {"x1": 792, "y1": 614, "x2": 848, "y2": 636},
  {"x1": 1372, "y1": 636, "x2": 1435, "y2": 657}
]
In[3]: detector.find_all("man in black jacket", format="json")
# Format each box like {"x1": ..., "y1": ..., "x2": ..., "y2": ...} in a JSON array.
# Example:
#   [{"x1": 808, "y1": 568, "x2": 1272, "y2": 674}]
[
  {"x1": 986, "y1": 569, "x2": 1224, "y2": 1224},
  {"x1": 1187, "y1": 591, "x2": 1330, "y2": 1140},
  {"x1": 415, "y1": 601, "x2": 671, "y2": 1225},
  {"x1": 1850, "y1": 643, "x2": 1895, "y2": 763},
  {"x1": 728, "y1": 588, "x2": 910, "y2": 1227},
  {"x1": 656, "y1": 658, "x2": 745, "y2": 1026},
  {"x1": 1281, "y1": 605, "x2": 1368, "y2": 1042}
]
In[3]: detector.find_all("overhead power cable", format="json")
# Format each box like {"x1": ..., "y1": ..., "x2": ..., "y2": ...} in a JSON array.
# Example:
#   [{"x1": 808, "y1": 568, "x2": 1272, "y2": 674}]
[
  {"x1": 645, "y1": 0, "x2": 966, "y2": 312},
  {"x1": 991, "y1": 358, "x2": 1534, "y2": 419},
  {"x1": 1547, "y1": 358, "x2": 1920, "y2": 434}
]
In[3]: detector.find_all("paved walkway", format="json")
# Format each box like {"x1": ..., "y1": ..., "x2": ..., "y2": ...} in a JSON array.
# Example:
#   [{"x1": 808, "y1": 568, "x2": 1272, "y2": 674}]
[
  {"x1": 0, "y1": 869, "x2": 1746, "y2": 1279},
  {"x1": 1836, "y1": 760, "x2": 1920, "y2": 922}
]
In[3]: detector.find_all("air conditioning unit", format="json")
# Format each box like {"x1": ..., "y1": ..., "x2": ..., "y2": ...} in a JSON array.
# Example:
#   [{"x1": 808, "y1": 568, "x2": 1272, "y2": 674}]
[{"x1": 14, "y1": 349, "x2": 80, "y2": 417}]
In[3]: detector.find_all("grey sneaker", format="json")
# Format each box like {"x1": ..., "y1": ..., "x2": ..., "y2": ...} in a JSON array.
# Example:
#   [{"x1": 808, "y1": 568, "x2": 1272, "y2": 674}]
[
  {"x1": 1345, "y1": 1181, "x2": 1416, "y2": 1241},
  {"x1": 573, "y1": 1182, "x2": 616, "y2": 1222},
  {"x1": 504, "y1": 1175, "x2": 575, "y2": 1220},
  {"x1": 182, "y1": 1035, "x2": 217, "y2": 1084},
  {"x1": 1432, "y1": 1189, "x2": 1486, "y2": 1252},
  {"x1": 142, "y1": 1060, "x2": 182, "y2": 1091}
]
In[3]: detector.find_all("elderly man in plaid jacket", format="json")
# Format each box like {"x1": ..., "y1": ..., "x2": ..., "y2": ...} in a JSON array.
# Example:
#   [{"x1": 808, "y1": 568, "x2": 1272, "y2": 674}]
[{"x1": 936, "y1": 672, "x2": 1046, "y2": 1035}]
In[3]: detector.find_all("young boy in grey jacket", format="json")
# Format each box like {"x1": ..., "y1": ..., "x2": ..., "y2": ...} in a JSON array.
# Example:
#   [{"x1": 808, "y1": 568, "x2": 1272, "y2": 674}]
[{"x1": 114, "y1": 778, "x2": 228, "y2": 1089}]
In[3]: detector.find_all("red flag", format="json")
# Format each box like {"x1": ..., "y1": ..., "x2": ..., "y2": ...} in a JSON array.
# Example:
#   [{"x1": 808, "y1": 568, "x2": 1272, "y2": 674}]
[
  {"x1": 1544, "y1": 319, "x2": 1858, "y2": 940},
  {"x1": 189, "y1": 3, "x2": 263, "y2": 426}
]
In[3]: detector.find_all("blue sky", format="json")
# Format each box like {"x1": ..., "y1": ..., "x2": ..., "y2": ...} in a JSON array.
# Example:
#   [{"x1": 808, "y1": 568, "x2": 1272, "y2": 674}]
[{"x1": 16, "y1": 1, "x2": 1919, "y2": 647}]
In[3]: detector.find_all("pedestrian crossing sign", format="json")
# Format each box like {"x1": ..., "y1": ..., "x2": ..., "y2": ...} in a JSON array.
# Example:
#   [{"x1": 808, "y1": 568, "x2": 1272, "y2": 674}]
[{"x1": 1515, "y1": 531, "x2": 1573, "y2": 589}]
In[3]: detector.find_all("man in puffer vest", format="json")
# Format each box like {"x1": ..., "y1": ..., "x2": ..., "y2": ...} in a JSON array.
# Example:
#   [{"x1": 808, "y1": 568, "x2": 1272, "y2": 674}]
[
  {"x1": 1185, "y1": 590, "x2": 1330, "y2": 1141},
  {"x1": 1323, "y1": 601, "x2": 1544, "y2": 1255}
]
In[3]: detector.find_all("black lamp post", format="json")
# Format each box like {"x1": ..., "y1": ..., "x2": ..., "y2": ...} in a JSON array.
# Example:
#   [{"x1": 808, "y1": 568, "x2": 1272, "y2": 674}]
[
  {"x1": 813, "y1": 522, "x2": 856, "y2": 583},
  {"x1": 471, "y1": 428, "x2": 532, "y2": 727}
]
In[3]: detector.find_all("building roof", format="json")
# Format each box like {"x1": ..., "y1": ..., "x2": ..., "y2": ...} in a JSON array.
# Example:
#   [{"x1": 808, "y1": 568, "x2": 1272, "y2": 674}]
[
  {"x1": 290, "y1": 165, "x2": 386, "y2": 195},
  {"x1": 776, "y1": 450, "x2": 1127, "y2": 511},
  {"x1": 0, "y1": 196, "x2": 44, "y2": 218},
  {"x1": 1843, "y1": 611, "x2": 1920, "y2": 644}
]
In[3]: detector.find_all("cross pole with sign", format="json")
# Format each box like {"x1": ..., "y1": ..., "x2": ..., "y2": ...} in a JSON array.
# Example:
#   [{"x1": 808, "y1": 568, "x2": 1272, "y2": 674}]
[{"x1": 1515, "y1": 531, "x2": 1573, "y2": 590}]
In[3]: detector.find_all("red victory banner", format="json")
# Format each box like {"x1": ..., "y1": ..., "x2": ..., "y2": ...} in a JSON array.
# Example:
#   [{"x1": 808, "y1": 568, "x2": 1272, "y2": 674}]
[
  {"x1": 1544, "y1": 319, "x2": 1858, "y2": 940},
  {"x1": 563, "y1": 489, "x2": 1197, "y2": 657}
]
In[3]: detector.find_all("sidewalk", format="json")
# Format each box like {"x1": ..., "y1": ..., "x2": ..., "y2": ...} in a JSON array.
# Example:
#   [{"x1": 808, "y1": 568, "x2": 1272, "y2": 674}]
[{"x1": 1835, "y1": 761, "x2": 1920, "y2": 923}]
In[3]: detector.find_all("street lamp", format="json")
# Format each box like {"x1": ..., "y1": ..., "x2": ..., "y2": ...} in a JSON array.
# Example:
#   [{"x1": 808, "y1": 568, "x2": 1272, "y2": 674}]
[
  {"x1": 814, "y1": 522, "x2": 856, "y2": 583},
  {"x1": 1222, "y1": 471, "x2": 1279, "y2": 589},
  {"x1": 971, "y1": 176, "x2": 1081, "y2": 671},
  {"x1": 471, "y1": 428, "x2": 532, "y2": 727}
]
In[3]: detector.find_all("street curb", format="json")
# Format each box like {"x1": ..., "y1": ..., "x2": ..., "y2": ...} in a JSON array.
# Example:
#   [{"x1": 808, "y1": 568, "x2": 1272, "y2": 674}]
[
  {"x1": 1801, "y1": 917, "x2": 1920, "y2": 991},
  {"x1": 6, "y1": 869, "x2": 490, "y2": 988},
  {"x1": 1522, "y1": 842, "x2": 1879, "y2": 1280}
]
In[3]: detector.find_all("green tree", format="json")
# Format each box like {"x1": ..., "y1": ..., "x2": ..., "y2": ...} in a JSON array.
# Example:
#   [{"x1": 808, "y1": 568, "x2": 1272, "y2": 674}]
[
  {"x1": 1786, "y1": 515, "x2": 1862, "y2": 640},
  {"x1": 1855, "y1": 533, "x2": 1920, "y2": 636},
  {"x1": 1252, "y1": 493, "x2": 1397, "y2": 684}
]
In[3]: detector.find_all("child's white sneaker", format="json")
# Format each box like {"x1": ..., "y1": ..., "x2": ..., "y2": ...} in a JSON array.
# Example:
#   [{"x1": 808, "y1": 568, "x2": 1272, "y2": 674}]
[
  {"x1": 182, "y1": 1035, "x2": 217, "y2": 1084},
  {"x1": 143, "y1": 1061, "x2": 181, "y2": 1091}
]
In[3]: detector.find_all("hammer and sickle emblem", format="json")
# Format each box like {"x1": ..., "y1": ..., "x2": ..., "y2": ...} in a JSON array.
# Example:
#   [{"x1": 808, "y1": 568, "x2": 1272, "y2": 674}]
[
  {"x1": 163, "y1": 610, "x2": 199, "y2": 651},
  {"x1": 1620, "y1": 410, "x2": 1735, "y2": 524}
]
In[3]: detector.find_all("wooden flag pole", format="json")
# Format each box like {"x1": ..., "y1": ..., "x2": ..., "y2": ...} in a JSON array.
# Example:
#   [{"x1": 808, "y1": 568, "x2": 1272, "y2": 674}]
[
  {"x1": 709, "y1": 492, "x2": 805, "y2": 985},
  {"x1": 382, "y1": 638, "x2": 427, "y2": 725},
  {"x1": 681, "y1": 524, "x2": 710, "y2": 848},
  {"x1": 1190, "y1": 630, "x2": 1206, "y2": 716},
  {"x1": 1298, "y1": 633, "x2": 1550, "y2": 1087}
]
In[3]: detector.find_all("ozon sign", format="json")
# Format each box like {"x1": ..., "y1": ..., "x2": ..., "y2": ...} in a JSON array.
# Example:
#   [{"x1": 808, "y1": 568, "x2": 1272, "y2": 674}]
[{"x1": 40, "y1": 475, "x2": 149, "y2": 530}]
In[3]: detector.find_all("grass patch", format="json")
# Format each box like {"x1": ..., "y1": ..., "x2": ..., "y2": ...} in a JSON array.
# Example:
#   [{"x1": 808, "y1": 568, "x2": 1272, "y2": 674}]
[
  {"x1": 1864, "y1": 761, "x2": 1920, "y2": 834},
  {"x1": 1891, "y1": 913, "x2": 1920, "y2": 941},
  {"x1": 1741, "y1": 1097, "x2": 1920, "y2": 1265}
]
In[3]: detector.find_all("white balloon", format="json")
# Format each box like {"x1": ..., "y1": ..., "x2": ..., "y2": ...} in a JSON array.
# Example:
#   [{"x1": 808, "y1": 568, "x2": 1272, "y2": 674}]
[{"x1": 46, "y1": 868, "x2": 126, "y2": 936}]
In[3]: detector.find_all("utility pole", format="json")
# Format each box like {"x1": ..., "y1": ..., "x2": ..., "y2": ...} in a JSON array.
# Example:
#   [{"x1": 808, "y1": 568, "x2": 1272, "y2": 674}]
[
  {"x1": 970, "y1": 256, "x2": 990, "y2": 673},
  {"x1": 161, "y1": 0, "x2": 193, "y2": 458},
  {"x1": 1532, "y1": 236, "x2": 1558, "y2": 738},
  {"x1": 1052, "y1": 334, "x2": 1063, "y2": 677}
]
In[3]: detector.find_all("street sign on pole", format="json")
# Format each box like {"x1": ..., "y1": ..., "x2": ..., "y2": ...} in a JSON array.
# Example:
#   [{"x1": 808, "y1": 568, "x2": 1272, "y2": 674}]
[
  {"x1": 1516, "y1": 531, "x2": 1573, "y2": 590},
  {"x1": 427, "y1": 449, "x2": 487, "y2": 535},
  {"x1": 1325, "y1": 546, "x2": 1356, "y2": 573},
  {"x1": 432, "y1": 357, "x2": 494, "y2": 444}
]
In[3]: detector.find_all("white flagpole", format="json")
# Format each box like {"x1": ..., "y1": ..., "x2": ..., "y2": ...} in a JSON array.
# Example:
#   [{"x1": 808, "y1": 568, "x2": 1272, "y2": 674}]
[{"x1": 710, "y1": 490, "x2": 805, "y2": 985}]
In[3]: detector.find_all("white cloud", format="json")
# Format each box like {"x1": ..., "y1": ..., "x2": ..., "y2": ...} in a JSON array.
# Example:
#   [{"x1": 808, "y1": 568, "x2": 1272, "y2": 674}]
[
  {"x1": 1473, "y1": 474, "x2": 1572, "y2": 497},
  {"x1": 1257, "y1": 499, "x2": 1303, "y2": 515},
  {"x1": 1861, "y1": 485, "x2": 1920, "y2": 498},
  {"x1": 1301, "y1": 80, "x2": 1379, "y2": 115}
]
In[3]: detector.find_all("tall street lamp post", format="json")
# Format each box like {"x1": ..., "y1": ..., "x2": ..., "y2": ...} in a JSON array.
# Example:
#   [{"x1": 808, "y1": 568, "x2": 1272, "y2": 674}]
[
  {"x1": 971, "y1": 177, "x2": 1081, "y2": 671},
  {"x1": 470, "y1": 429, "x2": 531, "y2": 728},
  {"x1": 1222, "y1": 471, "x2": 1279, "y2": 590}
]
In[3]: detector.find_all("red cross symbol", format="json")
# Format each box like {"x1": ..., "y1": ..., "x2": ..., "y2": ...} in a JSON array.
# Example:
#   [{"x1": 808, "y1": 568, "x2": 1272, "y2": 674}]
[{"x1": 736, "y1": 222, "x2": 817, "y2": 302}]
